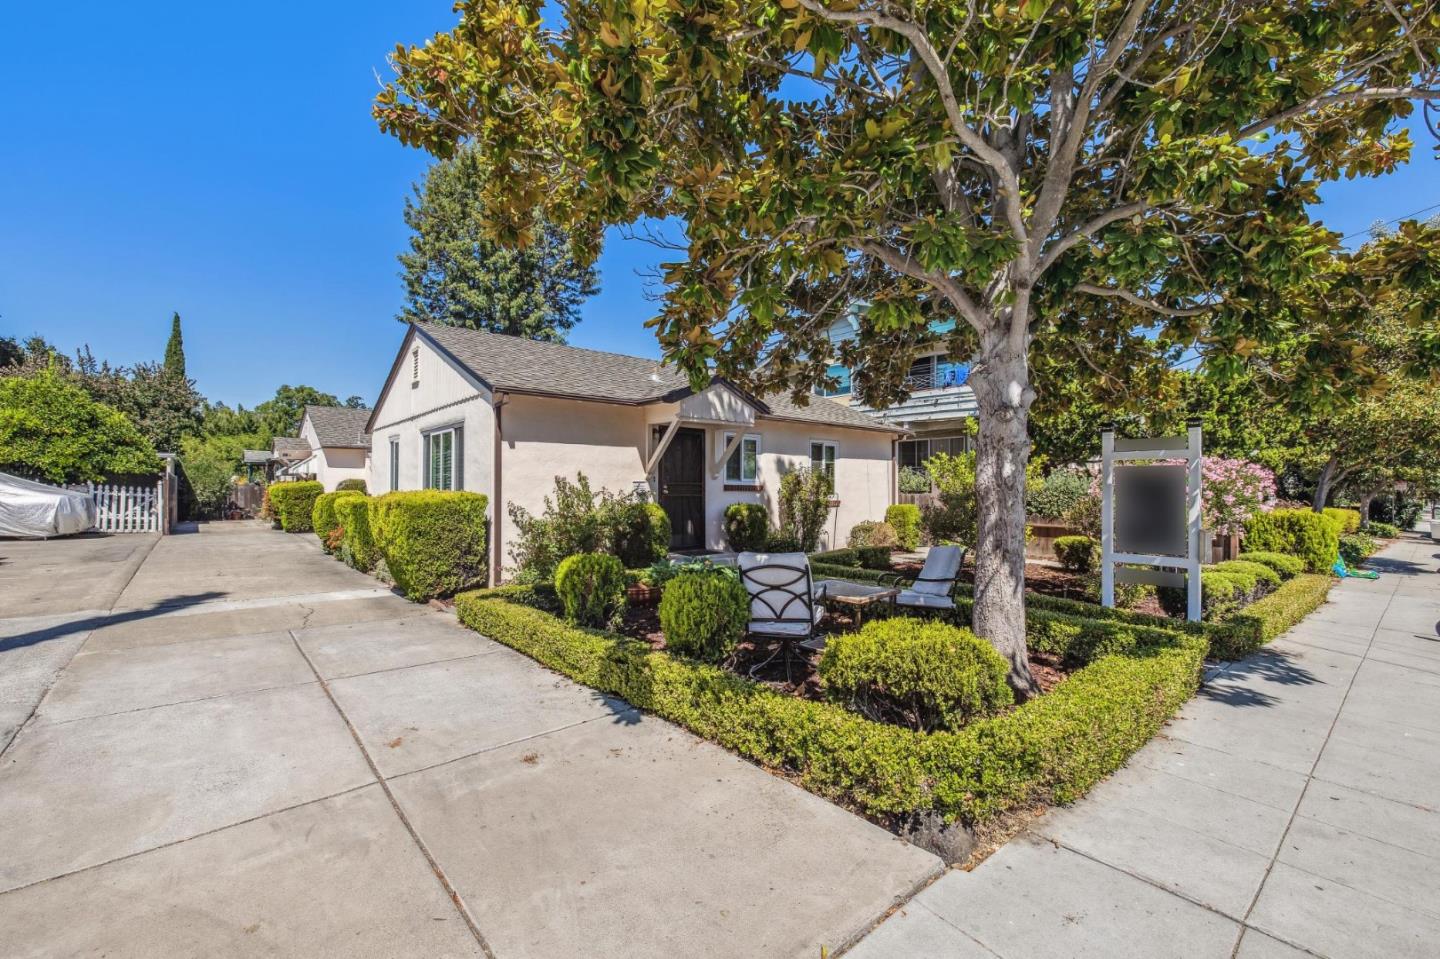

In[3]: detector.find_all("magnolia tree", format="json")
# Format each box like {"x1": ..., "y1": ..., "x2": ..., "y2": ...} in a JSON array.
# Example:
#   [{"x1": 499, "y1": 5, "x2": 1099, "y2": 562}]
[{"x1": 377, "y1": 0, "x2": 1440, "y2": 692}]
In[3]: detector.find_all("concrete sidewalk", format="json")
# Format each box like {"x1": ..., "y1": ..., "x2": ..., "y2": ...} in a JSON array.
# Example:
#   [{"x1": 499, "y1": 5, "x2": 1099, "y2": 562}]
[
  {"x1": 0, "y1": 522, "x2": 940, "y2": 958},
  {"x1": 849, "y1": 534, "x2": 1440, "y2": 959}
]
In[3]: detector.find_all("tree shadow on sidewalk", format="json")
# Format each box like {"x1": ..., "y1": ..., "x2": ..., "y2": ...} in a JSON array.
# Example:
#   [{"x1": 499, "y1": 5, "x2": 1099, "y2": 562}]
[
  {"x1": 0, "y1": 592, "x2": 226, "y2": 654},
  {"x1": 1199, "y1": 648, "x2": 1327, "y2": 709}
]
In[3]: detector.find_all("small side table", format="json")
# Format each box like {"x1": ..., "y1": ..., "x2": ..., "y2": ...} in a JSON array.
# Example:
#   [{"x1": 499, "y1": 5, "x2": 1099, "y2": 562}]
[{"x1": 814, "y1": 579, "x2": 900, "y2": 629}]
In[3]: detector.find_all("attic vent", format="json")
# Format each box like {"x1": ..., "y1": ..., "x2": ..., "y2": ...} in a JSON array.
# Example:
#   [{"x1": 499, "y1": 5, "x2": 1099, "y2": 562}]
[{"x1": 411, "y1": 347, "x2": 420, "y2": 388}]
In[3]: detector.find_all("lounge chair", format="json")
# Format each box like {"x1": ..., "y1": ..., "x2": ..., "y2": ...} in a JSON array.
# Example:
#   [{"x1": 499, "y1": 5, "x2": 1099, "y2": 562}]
[
  {"x1": 737, "y1": 551, "x2": 825, "y2": 678},
  {"x1": 895, "y1": 545, "x2": 965, "y2": 615}
]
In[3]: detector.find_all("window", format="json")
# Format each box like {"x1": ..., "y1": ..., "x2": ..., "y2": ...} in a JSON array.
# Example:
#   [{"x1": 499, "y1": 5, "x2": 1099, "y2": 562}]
[
  {"x1": 423, "y1": 426, "x2": 462, "y2": 490},
  {"x1": 388, "y1": 437, "x2": 399, "y2": 491},
  {"x1": 899, "y1": 434, "x2": 973, "y2": 470},
  {"x1": 810, "y1": 441, "x2": 837, "y2": 485},
  {"x1": 724, "y1": 432, "x2": 761, "y2": 485},
  {"x1": 814, "y1": 364, "x2": 853, "y2": 397}
]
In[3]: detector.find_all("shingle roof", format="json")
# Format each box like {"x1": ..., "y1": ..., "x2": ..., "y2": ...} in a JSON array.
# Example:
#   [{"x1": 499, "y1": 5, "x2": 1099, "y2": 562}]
[
  {"x1": 270, "y1": 436, "x2": 312, "y2": 460},
  {"x1": 302, "y1": 406, "x2": 371, "y2": 449},
  {"x1": 414, "y1": 322, "x2": 900, "y2": 434}
]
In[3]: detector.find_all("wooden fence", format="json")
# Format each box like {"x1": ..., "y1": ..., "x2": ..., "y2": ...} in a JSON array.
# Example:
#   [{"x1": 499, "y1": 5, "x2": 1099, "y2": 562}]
[{"x1": 87, "y1": 480, "x2": 164, "y2": 533}]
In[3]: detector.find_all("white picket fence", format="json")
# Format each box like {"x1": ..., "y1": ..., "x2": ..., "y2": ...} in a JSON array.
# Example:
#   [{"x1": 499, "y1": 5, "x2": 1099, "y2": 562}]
[{"x1": 87, "y1": 480, "x2": 164, "y2": 533}]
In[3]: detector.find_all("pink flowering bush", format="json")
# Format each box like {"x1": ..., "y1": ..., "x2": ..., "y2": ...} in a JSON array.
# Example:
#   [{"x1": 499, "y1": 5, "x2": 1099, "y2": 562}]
[{"x1": 1202, "y1": 458, "x2": 1276, "y2": 536}]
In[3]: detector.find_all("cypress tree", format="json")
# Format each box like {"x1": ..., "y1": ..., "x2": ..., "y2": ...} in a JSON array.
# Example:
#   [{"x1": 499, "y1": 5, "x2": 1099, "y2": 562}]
[{"x1": 163, "y1": 312, "x2": 186, "y2": 377}]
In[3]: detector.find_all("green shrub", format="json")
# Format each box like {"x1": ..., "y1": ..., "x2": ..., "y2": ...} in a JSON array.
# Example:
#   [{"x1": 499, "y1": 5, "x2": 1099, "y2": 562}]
[
  {"x1": 453, "y1": 591, "x2": 1203, "y2": 824},
  {"x1": 1362, "y1": 520, "x2": 1401, "y2": 539},
  {"x1": 848, "y1": 520, "x2": 899, "y2": 549},
  {"x1": 334, "y1": 494, "x2": 378, "y2": 571},
  {"x1": 819, "y1": 619, "x2": 1012, "y2": 731},
  {"x1": 370, "y1": 490, "x2": 489, "y2": 600},
  {"x1": 1215, "y1": 559, "x2": 1282, "y2": 593},
  {"x1": 1053, "y1": 535, "x2": 1098, "y2": 573},
  {"x1": 0, "y1": 369, "x2": 161, "y2": 484},
  {"x1": 1324, "y1": 507, "x2": 1362, "y2": 534},
  {"x1": 950, "y1": 594, "x2": 1186, "y2": 669},
  {"x1": 1205, "y1": 574, "x2": 1334, "y2": 659},
  {"x1": 886, "y1": 504, "x2": 922, "y2": 550},
  {"x1": 809, "y1": 547, "x2": 860, "y2": 566},
  {"x1": 898, "y1": 465, "x2": 931, "y2": 494},
  {"x1": 1244, "y1": 508, "x2": 1341, "y2": 572},
  {"x1": 764, "y1": 532, "x2": 802, "y2": 552},
  {"x1": 857, "y1": 545, "x2": 893, "y2": 570},
  {"x1": 336, "y1": 478, "x2": 368, "y2": 493},
  {"x1": 609, "y1": 501, "x2": 671, "y2": 568},
  {"x1": 778, "y1": 467, "x2": 833, "y2": 552},
  {"x1": 1237, "y1": 551, "x2": 1304, "y2": 580},
  {"x1": 554, "y1": 553, "x2": 627, "y2": 627},
  {"x1": 1158, "y1": 569, "x2": 1250, "y2": 621},
  {"x1": 268, "y1": 481, "x2": 324, "y2": 533},
  {"x1": 724, "y1": 503, "x2": 770, "y2": 551},
  {"x1": 312, "y1": 490, "x2": 364, "y2": 552},
  {"x1": 1027, "y1": 468, "x2": 1092, "y2": 520},
  {"x1": 1339, "y1": 532, "x2": 1378, "y2": 567},
  {"x1": 657, "y1": 568, "x2": 750, "y2": 662}
]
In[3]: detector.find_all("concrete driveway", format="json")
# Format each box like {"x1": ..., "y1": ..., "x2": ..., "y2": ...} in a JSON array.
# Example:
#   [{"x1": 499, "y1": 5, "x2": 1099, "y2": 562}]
[{"x1": 0, "y1": 522, "x2": 939, "y2": 957}]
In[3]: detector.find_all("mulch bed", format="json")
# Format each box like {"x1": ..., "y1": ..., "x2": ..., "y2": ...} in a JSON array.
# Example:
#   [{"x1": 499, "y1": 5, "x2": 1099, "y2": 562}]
[{"x1": 612, "y1": 599, "x2": 1073, "y2": 704}]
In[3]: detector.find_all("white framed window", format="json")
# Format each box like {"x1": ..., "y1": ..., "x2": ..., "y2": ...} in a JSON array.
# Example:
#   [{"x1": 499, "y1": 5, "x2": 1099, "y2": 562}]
[
  {"x1": 810, "y1": 440, "x2": 837, "y2": 485},
  {"x1": 388, "y1": 437, "x2": 400, "y2": 491},
  {"x1": 423, "y1": 426, "x2": 462, "y2": 490},
  {"x1": 723, "y1": 432, "x2": 761, "y2": 485}
]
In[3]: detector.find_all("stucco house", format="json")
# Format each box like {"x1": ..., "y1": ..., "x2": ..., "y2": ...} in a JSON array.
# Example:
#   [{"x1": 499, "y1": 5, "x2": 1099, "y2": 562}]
[
  {"x1": 366, "y1": 322, "x2": 904, "y2": 583},
  {"x1": 283, "y1": 405, "x2": 371, "y2": 491}
]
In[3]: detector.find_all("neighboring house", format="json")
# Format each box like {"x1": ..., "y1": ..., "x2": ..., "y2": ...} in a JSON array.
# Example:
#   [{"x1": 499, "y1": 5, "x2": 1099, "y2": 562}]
[
  {"x1": 817, "y1": 307, "x2": 977, "y2": 473},
  {"x1": 268, "y1": 436, "x2": 313, "y2": 481},
  {"x1": 366, "y1": 322, "x2": 902, "y2": 583},
  {"x1": 293, "y1": 405, "x2": 371, "y2": 491}
]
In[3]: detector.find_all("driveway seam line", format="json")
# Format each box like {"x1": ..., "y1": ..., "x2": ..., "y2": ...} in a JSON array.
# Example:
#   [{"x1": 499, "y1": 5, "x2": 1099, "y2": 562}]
[
  {"x1": 381, "y1": 710, "x2": 634, "y2": 782},
  {"x1": 36, "y1": 678, "x2": 320, "y2": 728},
  {"x1": 286, "y1": 629, "x2": 498, "y2": 959},
  {"x1": 0, "y1": 534, "x2": 161, "y2": 760},
  {"x1": 1229, "y1": 564, "x2": 1402, "y2": 958},
  {"x1": 322, "y1": 647, "x2": 505, "y2": 683},
  {"x1": 0, "y1": 782, "x2": 375, "y2": 898}
]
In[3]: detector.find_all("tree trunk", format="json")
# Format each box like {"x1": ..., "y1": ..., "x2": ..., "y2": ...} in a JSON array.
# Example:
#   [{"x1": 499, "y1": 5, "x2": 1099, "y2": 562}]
[
  {"x1": 970, "y1": 326, "x2": 1039, "y2": 697},
  {"x1": 1358, "y1": 492, "x2": 1374, "y2": 525},
  {"x1": 1312, "y1": 455, "x2": 1338, "y2": 512}
]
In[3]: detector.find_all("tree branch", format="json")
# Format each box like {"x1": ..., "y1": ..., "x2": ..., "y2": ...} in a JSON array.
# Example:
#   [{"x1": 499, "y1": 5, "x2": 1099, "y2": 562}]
[
  {"x1": 1239, "y1": 86, "x2": 1440, "y2": 138},
  {"x1": 855, "y1": 240, "x2": 989, "y2": 332},
  {"x1": 1036, "y1": 202, "x2": 1152, "y2": 277},
  {"x1": 1074, "y1": 282, "x2": 1215, "y2": 316}
]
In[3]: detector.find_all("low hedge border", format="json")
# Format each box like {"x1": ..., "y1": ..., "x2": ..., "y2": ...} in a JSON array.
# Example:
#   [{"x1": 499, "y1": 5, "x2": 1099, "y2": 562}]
[
  {"x1": 814, "y1": 560, "x2": 1329, "y2": 661},
  {"x1": 454, "y1": 590, "x2": 1204, "y2": 825}
]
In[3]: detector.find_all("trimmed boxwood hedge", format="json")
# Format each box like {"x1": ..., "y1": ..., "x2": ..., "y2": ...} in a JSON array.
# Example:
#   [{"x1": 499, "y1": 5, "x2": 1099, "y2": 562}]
[
  {"x1": 369, "y1": 490, "x2": 489, "y2": 600},
  {"x1": 1237, "y1": 551, "x2": 1305, "y2": 580},
  {"x1": 312, "y1": 490, "x2": 365, "y2": 553},
  {"x1": 454, "y1": 590, "x2": 1204, "y2": 824},
  {"x1": 885, "y1": 504, "x2": 922, "y2": 550},
  {"x1": 268, "y1": 481, "x2": 324, "y2": 533},
  {"x1": 334, "y1": 494, "x2": 378, "y2": 571},
  {"x1": 815, "y1": 557, "x2": 1329, "y2": 662},
  {"x1": 1244, "y1": 509, "x2": 1341, "y2": 572}
]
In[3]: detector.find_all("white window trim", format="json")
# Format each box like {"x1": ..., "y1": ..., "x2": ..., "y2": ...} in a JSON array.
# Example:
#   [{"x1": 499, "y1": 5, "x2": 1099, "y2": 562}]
[
  {"x1": 723, "y1": 431, "x2": 762, "y2": 485},
  {"x1": 423, "y1": 425, "x2": 459, "y2": 491},
  {"x1": 809, "y1": 439, "x2": 838, "y2": 480}
]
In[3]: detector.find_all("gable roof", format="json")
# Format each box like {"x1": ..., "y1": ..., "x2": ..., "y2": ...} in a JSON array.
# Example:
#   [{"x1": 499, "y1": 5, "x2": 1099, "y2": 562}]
[
  {"x1": 270, "y1": 436, "x2": 312, "y2": 461},
  {"x1": 410, "y1": 322, "x2": 901, "y2": 434},
  {"x1": 302, "y1": 405, "x2": 371, "y2": 449}
]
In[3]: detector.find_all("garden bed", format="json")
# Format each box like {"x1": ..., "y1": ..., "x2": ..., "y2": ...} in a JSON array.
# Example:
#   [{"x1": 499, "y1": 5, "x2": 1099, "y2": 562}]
[{"x1": 455, "y1": 585, "x2": 1205, "y2": 855}]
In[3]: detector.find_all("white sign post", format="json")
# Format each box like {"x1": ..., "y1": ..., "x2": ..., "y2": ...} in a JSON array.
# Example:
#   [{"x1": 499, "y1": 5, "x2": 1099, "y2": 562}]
[{"x1": 1100, "y1": 421, "x2": 1204, "y2": 621}]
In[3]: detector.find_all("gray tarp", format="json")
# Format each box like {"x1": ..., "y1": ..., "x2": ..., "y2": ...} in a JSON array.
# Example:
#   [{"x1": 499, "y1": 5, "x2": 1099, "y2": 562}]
[{"x1": 0, "y1": 472, "x2": 97, "y2": 538}]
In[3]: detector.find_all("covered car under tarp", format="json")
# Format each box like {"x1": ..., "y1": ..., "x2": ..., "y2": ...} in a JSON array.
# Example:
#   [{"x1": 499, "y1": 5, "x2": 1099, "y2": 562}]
[{"x1": 0, "y1": 471, "x2": 98, "y2": 538}]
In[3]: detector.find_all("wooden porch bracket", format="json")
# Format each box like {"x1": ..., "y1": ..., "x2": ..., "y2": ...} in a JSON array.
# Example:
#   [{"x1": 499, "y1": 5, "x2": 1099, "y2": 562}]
[{"x1": 645, "y1": 419, "x2": 683, "y2": 478}]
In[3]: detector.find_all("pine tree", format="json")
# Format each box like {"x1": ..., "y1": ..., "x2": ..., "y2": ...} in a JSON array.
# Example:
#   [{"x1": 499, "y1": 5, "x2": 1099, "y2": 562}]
[
  {"x1": 398, "y1": 148, "x2": 597, "y2": 341},
  {"x1": 163, "y1": 312, "x2": 186, "y2": 377}
]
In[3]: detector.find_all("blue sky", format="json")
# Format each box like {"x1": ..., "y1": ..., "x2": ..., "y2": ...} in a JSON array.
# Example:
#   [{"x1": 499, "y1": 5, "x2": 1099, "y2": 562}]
[{"x1": 2, "y1": 2, "x2": 1436, "y2": 409}]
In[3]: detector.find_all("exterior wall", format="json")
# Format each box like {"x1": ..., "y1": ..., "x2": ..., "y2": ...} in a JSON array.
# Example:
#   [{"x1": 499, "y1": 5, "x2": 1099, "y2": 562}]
[
  {"x1": 367, "y1": 331, "x2": 496, "y2": 501},
  {"x1": 297, "y1": 418, "x2": 370, "y2": 491},
  {"x1": 495, "y1": 393, "x2": 650, "y2": 575},
  {"x1": 700, "y1": 419, "x2": 894, "y2": 551}
]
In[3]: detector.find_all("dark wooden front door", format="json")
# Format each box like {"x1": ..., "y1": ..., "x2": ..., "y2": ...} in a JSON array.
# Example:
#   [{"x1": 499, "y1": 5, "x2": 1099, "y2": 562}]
[{"x1": 658, "y1": 427, "x2": 706, "y2": 551}]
